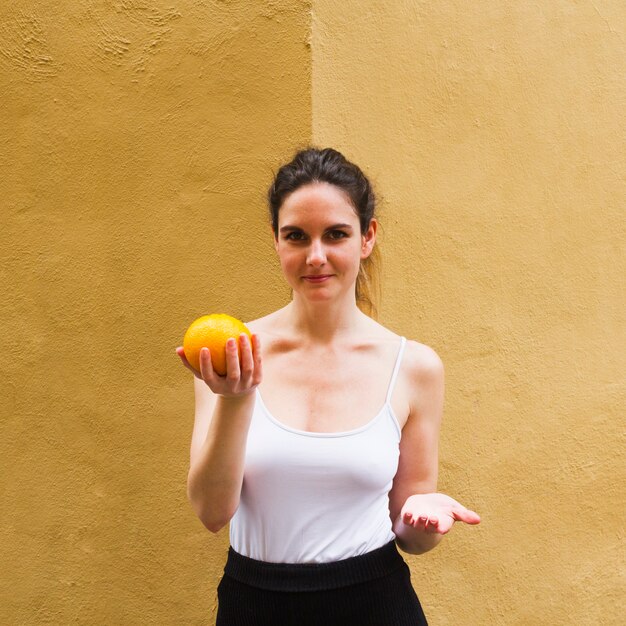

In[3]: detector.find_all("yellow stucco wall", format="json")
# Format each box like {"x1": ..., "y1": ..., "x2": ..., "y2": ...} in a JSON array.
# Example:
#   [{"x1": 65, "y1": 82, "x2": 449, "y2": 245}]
[
  {"x1": 2, "y1": 1, "x2": 624, "y2": 624},
  {"x1": 1, "y1": 1, "x2": 310, "y2": 623},
  {"x1": 312, "y1": 1, "x2": 625, "y2": 624}
]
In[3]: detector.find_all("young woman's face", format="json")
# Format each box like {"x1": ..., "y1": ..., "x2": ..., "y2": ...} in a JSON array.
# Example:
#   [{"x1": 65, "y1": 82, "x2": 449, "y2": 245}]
[{"x1": 274, "y1": 182, "x2": 377, "y2": 302}]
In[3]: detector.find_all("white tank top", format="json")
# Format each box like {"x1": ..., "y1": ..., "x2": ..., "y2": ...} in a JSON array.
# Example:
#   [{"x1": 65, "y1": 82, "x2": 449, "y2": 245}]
[{"x1": 229, "y1": 337, "x2": 406, "y2": 564}]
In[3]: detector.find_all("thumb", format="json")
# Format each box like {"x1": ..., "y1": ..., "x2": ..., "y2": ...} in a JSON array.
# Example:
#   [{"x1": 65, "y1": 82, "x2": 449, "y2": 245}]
[{"x1": 453, "y1": 508, "x2": 481, "y2": 525}]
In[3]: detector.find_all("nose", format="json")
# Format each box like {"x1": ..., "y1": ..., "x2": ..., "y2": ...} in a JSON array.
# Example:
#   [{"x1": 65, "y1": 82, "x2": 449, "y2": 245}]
[{"x1": 306, "y1": 239, "x2": 327, "y2": 267}]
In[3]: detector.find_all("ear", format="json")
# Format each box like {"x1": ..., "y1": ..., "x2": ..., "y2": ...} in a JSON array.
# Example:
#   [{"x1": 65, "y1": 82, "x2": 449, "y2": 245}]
[
  {"x1": 272, "y1": 226, "x2": 279, "y2": 253},
  {"x1": 360, "y1": 218, "x2": 378, "y2": 259}
]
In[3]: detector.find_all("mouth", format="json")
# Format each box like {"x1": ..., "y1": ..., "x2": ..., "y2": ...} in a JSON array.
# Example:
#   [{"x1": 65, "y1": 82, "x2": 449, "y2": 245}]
[{"x1": 302, "y1": 274, "x2": 333, "y2": 283}]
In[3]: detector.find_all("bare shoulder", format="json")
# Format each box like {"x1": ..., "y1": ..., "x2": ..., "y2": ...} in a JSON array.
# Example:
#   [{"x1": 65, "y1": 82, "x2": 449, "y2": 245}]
[
  {"x1": 403, "y1": 339, "x2": 445, "y2": 381},
  {"x1": 244, "y1": 308, "x2": 288, "y2": 336},
  {"x1": 399, "y1": 339, "x2": 445, "y2": 427}
]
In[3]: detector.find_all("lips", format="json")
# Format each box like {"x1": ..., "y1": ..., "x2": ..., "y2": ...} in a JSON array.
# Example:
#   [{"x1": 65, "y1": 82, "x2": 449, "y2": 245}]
[{"x1": 302, "y1": 274, "x2": 333, "y2": 283}]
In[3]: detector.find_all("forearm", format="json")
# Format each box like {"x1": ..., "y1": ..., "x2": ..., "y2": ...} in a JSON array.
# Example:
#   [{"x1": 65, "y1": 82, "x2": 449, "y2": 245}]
[
  {"x1": 187, "y1": 393, "x2": 255, "y2": 532},
  {"x1": 392, "y1": 513, "x2": 444, "y2": 555}
]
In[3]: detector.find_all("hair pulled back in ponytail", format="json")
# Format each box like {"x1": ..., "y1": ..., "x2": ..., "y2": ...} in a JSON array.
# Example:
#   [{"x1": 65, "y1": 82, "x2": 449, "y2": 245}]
[{"x1": 268, "y1": 147, "x2": 381, "y2": 318}]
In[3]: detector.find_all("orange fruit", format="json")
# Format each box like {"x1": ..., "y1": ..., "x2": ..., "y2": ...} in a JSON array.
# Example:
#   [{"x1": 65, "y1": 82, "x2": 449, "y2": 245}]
[{"x1": 183, "y1": 314, "x2": 252, "y2": 375}]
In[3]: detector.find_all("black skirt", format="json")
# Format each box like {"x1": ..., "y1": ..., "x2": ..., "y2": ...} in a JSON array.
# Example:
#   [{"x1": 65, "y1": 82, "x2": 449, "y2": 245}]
[{"x1": 216, "y1": 541, "x2": 428, "y2": 625}]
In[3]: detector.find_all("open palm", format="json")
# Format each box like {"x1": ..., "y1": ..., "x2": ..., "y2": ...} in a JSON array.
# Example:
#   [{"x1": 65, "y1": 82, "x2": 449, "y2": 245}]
[{"x1": 401, "y1": 493, "x2": 481, "y2": 535}]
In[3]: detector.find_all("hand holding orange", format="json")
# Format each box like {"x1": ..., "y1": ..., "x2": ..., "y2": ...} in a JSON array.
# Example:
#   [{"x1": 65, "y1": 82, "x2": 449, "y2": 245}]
[{"x1": 182, "y1": 314, "x2": 252, "y2": 375}]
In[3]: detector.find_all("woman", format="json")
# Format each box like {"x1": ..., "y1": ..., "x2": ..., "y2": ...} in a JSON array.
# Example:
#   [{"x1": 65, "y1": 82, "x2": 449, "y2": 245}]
[{"x1": 176, "y1": 147, "x2": 480, "y2": 625}]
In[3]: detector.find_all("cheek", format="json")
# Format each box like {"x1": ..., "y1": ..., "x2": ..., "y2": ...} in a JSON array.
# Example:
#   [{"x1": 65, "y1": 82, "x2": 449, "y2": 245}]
[
  {"x1": 276, "y1": 248, "x2": 299, "y2": 272},
  {"x1": 348, "y1": 243, "x2": 366, "y2": 266}
]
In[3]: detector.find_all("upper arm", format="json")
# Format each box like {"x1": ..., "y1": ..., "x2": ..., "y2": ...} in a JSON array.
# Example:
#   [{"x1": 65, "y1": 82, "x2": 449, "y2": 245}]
[
  {"x1": 188, "y1": 375, "x2": 218, "y2": 473},
  {"x1": 388, "y1": 342, "x2": 444, "y2": 523}
]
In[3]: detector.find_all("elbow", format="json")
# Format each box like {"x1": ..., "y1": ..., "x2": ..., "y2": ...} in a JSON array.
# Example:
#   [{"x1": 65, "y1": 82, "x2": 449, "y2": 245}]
[
  {"x1": 201, "y1": 517, "x2": 229, "y2": 534},
  {"x1": 186, "y1": 485, "x2": 235, "y2": 534},
  {"x1": 188, "y1": 497, "x2": 232, "y2": 534}
]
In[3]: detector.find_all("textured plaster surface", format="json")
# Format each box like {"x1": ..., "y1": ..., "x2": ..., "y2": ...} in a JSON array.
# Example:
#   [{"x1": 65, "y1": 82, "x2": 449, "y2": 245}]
[
  {"x1": 312, "y1": 1, "x2": 625, "y2": 624},
  {"x1": 1, "y1": 1, "x2": 310, "y2": 623}
]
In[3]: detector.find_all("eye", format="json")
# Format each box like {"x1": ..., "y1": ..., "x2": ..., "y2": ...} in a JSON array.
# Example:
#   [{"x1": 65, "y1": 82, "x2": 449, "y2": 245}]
[
  {"x1": 327, "y1": 230, "x2": 348, "y2": 240},
  {"x1": 284, "y1": 231, "x2": 306, "y2": 241}
]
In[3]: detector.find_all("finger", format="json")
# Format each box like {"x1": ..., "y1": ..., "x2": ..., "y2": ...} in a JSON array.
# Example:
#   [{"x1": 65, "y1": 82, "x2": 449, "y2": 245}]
[
  {"x1": 426, "y1": 517, "x2": 444, "y2": 534},
  {"x1": 453, "y1": 508, "x2": 481, "y2": 525},
  {"x1": 199, "y1": 347, "x2": 217, "y2": 383},
  {"x1": 177, "y1": 347, "x2": 202, "y2": 379},
  {"x1": 239, "y1": 334, "x2": 254, "y2": 383},
  {"x1": 225, "y1": 337, "x2": 241, "y2": 381},
  {"x1": 176, "y1": 346, "x2": 191, "y2": 367},
  {"x1": 403, "y1": 511, "x2": 413, "y2": 525},
  {"x1": 427, "y1": 516, "x2": 438, "y2": 528},
  {"x1": 436, "y1": 516, "x2": 455, "y2": 534},
  {"x1": 251, "y1": 334, "x2": 263, "y2": 385}
]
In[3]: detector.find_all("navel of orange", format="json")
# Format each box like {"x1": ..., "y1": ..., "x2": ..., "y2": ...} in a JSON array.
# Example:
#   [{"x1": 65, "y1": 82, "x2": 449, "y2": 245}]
[{"x1": 182, "y1": 314, "x2": 251, "y2": 375}]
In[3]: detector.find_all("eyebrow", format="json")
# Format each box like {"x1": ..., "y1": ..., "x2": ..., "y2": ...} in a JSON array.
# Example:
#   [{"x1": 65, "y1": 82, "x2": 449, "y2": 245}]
[{"x1": 279, "y1": 223, "x2": 354, "y2": 233}]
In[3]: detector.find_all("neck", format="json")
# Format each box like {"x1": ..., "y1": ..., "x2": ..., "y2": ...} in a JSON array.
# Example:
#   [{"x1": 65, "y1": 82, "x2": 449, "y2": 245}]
[{"x1": 284, "y1": 293, "x2": 366, "y2": 344}]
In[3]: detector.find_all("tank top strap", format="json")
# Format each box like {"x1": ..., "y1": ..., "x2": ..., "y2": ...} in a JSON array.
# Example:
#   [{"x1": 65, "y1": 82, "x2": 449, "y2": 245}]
[{"x1": 385, "y1": 336, "x2": 407, "y2": 404}]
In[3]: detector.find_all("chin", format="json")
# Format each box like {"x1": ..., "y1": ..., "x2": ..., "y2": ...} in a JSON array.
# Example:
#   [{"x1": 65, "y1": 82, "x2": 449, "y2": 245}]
[{"x1": 293, "y1": 285, "x2": 334, "y2": 300}]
